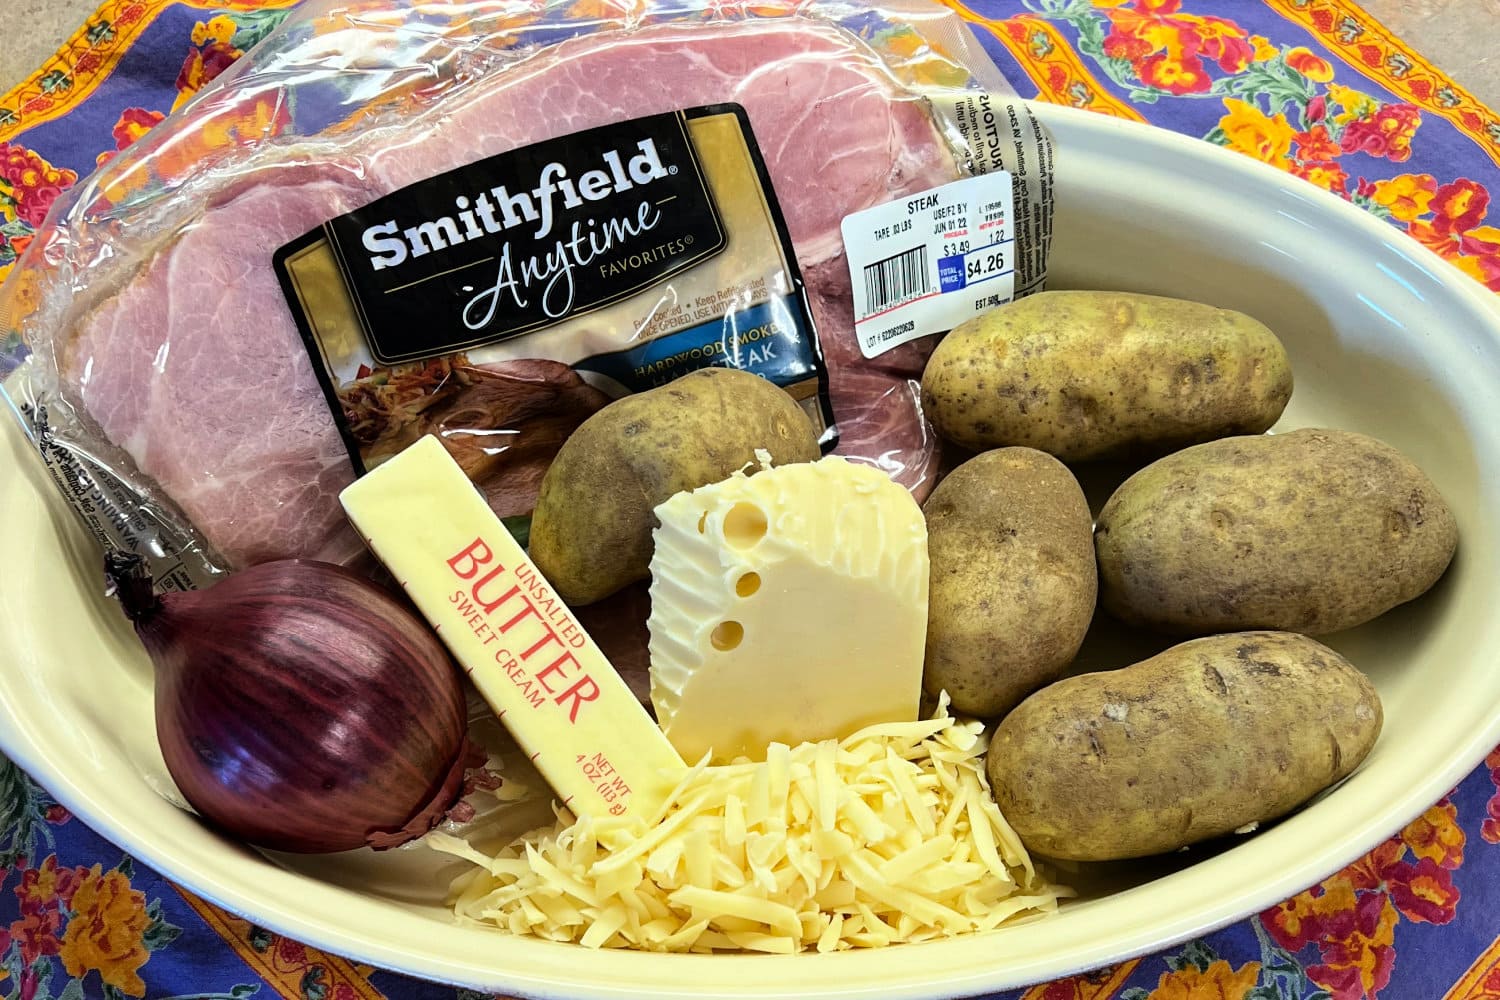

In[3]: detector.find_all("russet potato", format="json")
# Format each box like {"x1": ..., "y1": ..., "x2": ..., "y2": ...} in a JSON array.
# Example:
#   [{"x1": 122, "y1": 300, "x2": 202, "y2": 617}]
[
  {"x1": 921, "y1": 290, "x2": 1293, "y2": 462},
  {"x1": 987, "y1": 631, "x2": 1383, "y2": 861},
  {"x1": 922, "y1": 447, "x2": 1096, "y2": 718},
  {"x1": 1095, "y1": 428, "x2": 1458, "y2": 635},
  {"x1": 530, "y1": 368, "x2": 820, "y2": 605}
]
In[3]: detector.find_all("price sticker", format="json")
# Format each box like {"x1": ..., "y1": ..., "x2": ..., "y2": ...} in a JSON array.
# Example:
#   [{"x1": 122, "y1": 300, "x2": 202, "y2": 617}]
[{"x1": 840, "y1": 173, "x2": 1017, "y2": 359}]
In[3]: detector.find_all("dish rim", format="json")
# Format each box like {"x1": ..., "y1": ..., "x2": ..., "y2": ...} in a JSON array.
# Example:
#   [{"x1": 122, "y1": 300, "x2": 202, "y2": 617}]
[{"x1": 3, "y1": 99, "x2": 1500, "y2": 998}]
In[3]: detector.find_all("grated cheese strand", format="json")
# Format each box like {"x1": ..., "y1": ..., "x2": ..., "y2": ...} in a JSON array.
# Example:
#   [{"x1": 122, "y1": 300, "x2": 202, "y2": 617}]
[
  {"x1": 430, "y1": 709, "x2": 1069, "y2": 953},
  {"x1": 668, "y1": 885, "x2": 803, "y2": 938},
  {"x1": 879, "y1": 834, "x2": 956, "y2": 884}
]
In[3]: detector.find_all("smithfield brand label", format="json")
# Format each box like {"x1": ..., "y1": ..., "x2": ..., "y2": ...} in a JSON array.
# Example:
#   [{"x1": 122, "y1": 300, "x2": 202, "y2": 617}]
[
  {"x1": 326, "y1": 115, "x2": 724, "y2": 364},
  {"x1": 275, "y1": 105, "x2": 835, "y2": 478}
]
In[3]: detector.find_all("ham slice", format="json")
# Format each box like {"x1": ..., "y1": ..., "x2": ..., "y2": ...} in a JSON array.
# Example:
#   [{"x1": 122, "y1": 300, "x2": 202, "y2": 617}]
[{"x1": 62, "y1": 19, "x2": 957, "y2": 568}]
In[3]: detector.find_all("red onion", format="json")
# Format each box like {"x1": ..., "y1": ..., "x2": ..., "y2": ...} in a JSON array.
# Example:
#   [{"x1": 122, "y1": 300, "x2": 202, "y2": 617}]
[{"x1": 105, "y1": 552, "x2": 471, "y2": 854}]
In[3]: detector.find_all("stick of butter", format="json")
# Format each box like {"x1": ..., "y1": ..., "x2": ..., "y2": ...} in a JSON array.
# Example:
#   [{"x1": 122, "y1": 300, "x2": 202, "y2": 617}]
[{"x1": 340, "y1": 435, "x2": 684, "y2": 821}]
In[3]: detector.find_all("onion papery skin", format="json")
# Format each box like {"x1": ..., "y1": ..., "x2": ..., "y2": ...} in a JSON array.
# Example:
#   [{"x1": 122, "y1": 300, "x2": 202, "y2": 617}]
[{"x1": 122, "y1": 558, "x2": 469, "y2": 854}]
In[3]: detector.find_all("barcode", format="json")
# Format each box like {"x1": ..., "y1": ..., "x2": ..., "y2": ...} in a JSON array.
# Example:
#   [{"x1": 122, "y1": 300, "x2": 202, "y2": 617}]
[{"x1": 862, "y1": 245, "x2": 930, "y2": 316}]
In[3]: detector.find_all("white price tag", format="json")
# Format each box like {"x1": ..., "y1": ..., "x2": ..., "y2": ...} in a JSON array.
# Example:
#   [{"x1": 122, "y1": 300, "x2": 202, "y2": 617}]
[{"x1": 839, "y1": 173, "x2": 1016, "y2": 359}]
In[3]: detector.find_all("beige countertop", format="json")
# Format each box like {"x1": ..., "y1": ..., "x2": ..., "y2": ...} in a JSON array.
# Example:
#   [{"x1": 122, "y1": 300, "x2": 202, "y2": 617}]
[{"x1": 2, "y1": 1, "x2": 1497, "y2": 125}]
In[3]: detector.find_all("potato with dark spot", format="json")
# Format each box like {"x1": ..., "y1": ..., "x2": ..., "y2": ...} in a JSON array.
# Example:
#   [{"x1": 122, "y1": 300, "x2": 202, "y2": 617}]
[
  {"x1": 922, "y1": 448, "x2": 1096, "y2": 718},
  {"x1": 987, "y1": 631, "x2": 1383, "y2": 861},
  {"x1": 530, "y1": 368, "x2": 820, "y2": 605},
  {"x1": 921, "y1": 290, "x2": 1293, "y2": 462},
  {"x1": 1095, "y1": 428, "x2": 1458, "y2": 635}
]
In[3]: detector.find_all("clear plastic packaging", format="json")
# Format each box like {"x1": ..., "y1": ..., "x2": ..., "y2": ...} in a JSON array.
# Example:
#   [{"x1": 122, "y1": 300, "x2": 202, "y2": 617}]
[{"x1": 1, "y1": 0, "x2": 1030, "y2": 599}]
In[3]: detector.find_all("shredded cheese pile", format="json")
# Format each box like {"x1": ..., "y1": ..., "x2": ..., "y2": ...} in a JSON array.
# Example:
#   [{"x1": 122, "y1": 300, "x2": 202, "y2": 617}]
[{"x1": 427, "y1": 709, "x2": 1068, "y2": 952}]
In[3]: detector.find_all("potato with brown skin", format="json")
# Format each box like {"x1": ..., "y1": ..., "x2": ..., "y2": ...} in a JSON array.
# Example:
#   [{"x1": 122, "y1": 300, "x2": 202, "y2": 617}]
[
  {"x1": 922, "y1": 448, "x2": 1096, "y2": 718},
  {"x1": 530, "y1": 368, "x2": 820, "y2": 605},
  {"x1": 921, "y1": 290, "x2": 1293, "y2": 462},
  {"x1": 1096, "y1": 428, "x2": 1458, "y2": 635},
  {"x1": 987, "y1": 631, "x2": 1383, "y2": 861}
]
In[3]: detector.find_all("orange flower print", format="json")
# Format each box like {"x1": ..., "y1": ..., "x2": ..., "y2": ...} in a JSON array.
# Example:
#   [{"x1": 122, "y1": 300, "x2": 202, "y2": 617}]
[
  {"x1": 1428, "y1": 178, "x2": 1488, "y2": 235},
  {"x1": 872, "y1": 24, "x2": 974, "y2": 89},
  {"x1": 13, "y1": 855, "x2": 82, "y2": 911},
  {"x1": 1033, "y1": 971, "x2": 1114, "y2": 999},
  {"x1": 1146, "y1": 959, "x2": 1261, "y2": 1000},
  {"x1": 877, "y1": 24, "x2": 929, "y2": 61},
  {"x1": 0, "y1": 260, "x2": 43, "y2": 348},
  {"x1": 1103, "y1": 29, "x2": 1154, "y2": 62},
  {"x1": 190, "y1": 13, "x2": 237, "y2": 47},
  {"x1": 1289, "y1": 120, "x2": 1349, "y2": 196},
  {"x1": 101, "y1": 89, "x2": 292, "y2": 198},
  {"x1": 173, "y1": 16, "x2": 244, "y2": 111},
  {"x1": 1218, "y1": 98, "x2": 1296, "y2": 166},
  {"x1": 1294, "y1": 124, "x2": 1341, "y2": 163},
  {"x1": 1385, "y1": 855, "x2": 1461, "y2": 924},
  {"x1": 0, "y1": 143, "x2": 79, "y2": 228},
  {"x1": 1285, "y1": 46, "x2": 1335, "y2": 82},
  {"x1": 1263, "y1": 825, "x2": 1460, "y2": 1000},
  {"x1": 6, "y1": 906, "x2": 63, "y2": 966},
  {"x1": 1327, "y1": 83, "x2": 1380, "y2": 126},
  {"x1": 1341, "y1": 838, "x2": 1405, "y2": 892},
  {"x1": 1335, "y1": 830, "x2": 1461, "y2": 923},
  {"x1": 1139, "y1": 52, "x2": 1211, "y2": 95},
  {"x1": 567, "y1": 0, "x2": 633, "y2": 24},
  {"x1": 1340, "y1": 103, "x2": 1421, "y2": 162},
  {"x1": 174, "y1": 41, "x2": 243, "y2": 108},
  {"x1": 96, "y1": 107, "x2": 168, "y2": 166},
  {"x1": 5, "y1": 233, "x2": 32, "y2": 259},
  {"x1": 1190, "y1": 20, "x2": 1254, "y2": 74},
  {"x1": 1484, "y1": 746, "x2": 1500, "y2": 843},
  {"x1": 1262, "y1": 875, "x2": 1359, "y2": 951},
  {"x1": 1293, "y1": 159, "x2": 1348, "y2": 195},
  {"x1": 1449, "y1": 240, "x2": 1500, "y2": 297},
  {"x1": 1402, "y1": 799, "x2": 1465, "y2": 868},
  {"x1": 57, "y1": 864, "x2": 152, "y2": 996},
  {"x1": 1306, "y1": 892, "x2": 1397, "y2": 1000},
  {"x1": 1249, "y1": 35, "x2": 1278, "y2": 62},
  {"x1": 1407, "y1": 179, "x2": 1500, "y2": 291},
  {"x1": 112, "y1": 108, "x2": 166, "y2": 151},
  {"x1": 1372, "y1": 173, "x2": 1438, "y2": 222},
  {"x1": 1100, "y1": 0, "x2": 1254, "y2": 94}
]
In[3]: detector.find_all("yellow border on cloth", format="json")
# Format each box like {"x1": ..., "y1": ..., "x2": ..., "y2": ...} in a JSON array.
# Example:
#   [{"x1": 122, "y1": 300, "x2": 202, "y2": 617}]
[
  {"x1": 0, "y1": 0, "x2": 300, "y2": 145},
  {"x1": 1444, "y1": 936, "x2": 1500, "y2": 999},
  {"x1": 1267, "y1": 0, "x2": 1500, "y2": 168},
  {"x1": 173, "y1": 884, "x2": 411, "y2": 1000}
]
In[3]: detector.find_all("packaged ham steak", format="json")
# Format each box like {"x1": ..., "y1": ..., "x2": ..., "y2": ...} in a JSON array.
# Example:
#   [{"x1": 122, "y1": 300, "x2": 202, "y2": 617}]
[{"x1": 1, "y1": 0, "x2": 1053, "y2": 602}]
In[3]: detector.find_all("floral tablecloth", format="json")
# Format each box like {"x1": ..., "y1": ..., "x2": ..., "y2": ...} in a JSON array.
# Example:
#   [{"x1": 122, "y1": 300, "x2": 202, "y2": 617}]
[{"x1": 3, "y1": 2, "x2": 1500, "y2": 998}]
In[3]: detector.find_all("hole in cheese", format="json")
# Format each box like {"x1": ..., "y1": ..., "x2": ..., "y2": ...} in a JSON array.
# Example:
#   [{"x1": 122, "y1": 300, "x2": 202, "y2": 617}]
[
  {"x1": 735, "y1": 572, "x2": 761, "y2": 597},
  {"x1": 722, "y1": 503, "x2": 768, "y2": 549},
  {"x1": 697, "y1": 511, "x2": 708, "y2": 534},
  {"x1": 711, "y1": 621, "x2": 744, "y2": 651}
]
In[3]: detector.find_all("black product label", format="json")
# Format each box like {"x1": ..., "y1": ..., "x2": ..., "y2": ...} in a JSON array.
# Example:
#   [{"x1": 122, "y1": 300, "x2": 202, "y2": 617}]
[
  {"x1": 322, "y1": 112, "x2": 726, "y2": 364},
  {"x1": 275, "y1": 105, "x2": 835, "y2": 481},
  {"x1": 575, "y1": 294, "x2": 819, "y2": 393}
]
